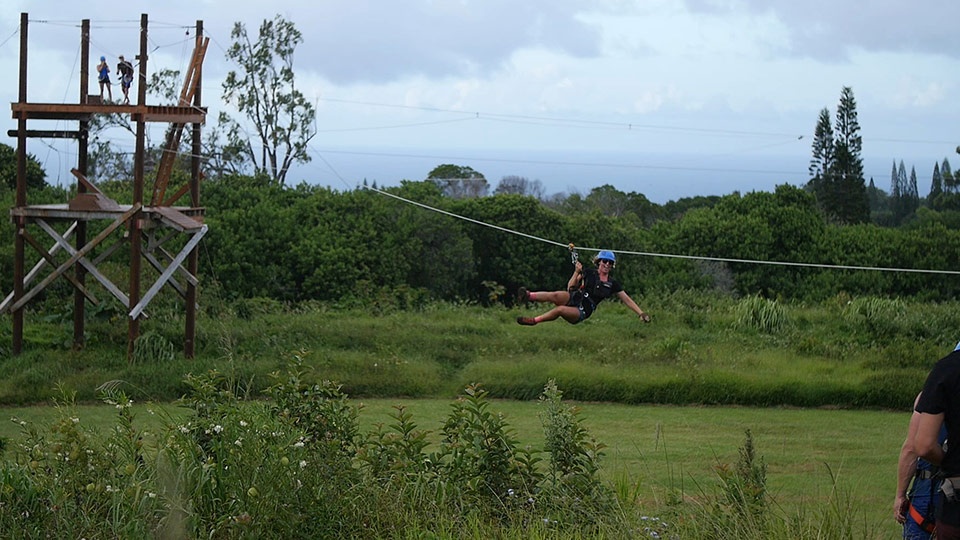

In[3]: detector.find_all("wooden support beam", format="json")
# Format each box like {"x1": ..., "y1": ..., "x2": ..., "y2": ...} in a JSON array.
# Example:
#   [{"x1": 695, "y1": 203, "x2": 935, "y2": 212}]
[
  {"x1": 10, "y1": 206, "x2": 139, "y2": 312},
  {"x1": 0, "y1": 222, "x2": 76, "y2": 314},
  {"x1": 130, "y1": 224, "x2": 207, "y2": 319},
  {"x1": 5, "y1": 129, "x2": 83, "y2": 139},
  {"x1": 21, "y1": 228, "x2": 99, "y2": 306}
]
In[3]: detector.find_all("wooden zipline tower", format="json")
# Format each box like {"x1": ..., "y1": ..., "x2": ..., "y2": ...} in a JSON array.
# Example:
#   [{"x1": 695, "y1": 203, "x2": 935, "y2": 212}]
[{"x1": 3, "y1": 13, "x2": 209, "y2": 358}]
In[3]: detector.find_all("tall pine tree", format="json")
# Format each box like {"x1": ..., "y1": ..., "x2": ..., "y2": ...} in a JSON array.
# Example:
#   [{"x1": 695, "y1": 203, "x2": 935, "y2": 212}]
[
  {"x1": 943, "y1": 158, "x2": 955, "y2": 193},
  {"x1": 930, "y1": 162, "x2": 943, "y2": 200},
  {"x1": 831, "y1": 87, "x2": 869, "y2": 223},
  {"x1": 806, "y1": 87, "x2": 868, "y2": 223},
  {"x1": 807, "y1": 108, "x2": 835, "y2": 211}
]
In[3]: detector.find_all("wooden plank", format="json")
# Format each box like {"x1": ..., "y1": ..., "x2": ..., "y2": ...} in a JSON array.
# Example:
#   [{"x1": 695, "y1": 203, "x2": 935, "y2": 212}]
[
  {"x1": 70, "y1": 168, "x2": 102, "y2": 194},
  {"x1": 21, "y1": 229, "x2": 98, "y2": 306},
  {"x1": 130, "y1": 224, "x2": 207, "y2": 319},
  {"x1": 5, "y1": 129, "x2": 82, "y2": 139},
  {"x1": 11, "y1": 103, "x2": 205, "y2": 123},
  {"x1": 153, "y1": 206, "x2": 202, "y2": 232},
  {"x1": 0, "y1": 222, "x2": 77, "y2": 313}
]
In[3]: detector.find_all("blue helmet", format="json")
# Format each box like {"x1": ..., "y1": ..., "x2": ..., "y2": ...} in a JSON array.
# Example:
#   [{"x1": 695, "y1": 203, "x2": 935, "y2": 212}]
[
  {"x1": 595, "y1": 250, "x2": 616, "y2": 264},
  {"x1": 100, "y1": 56, "x2": 106, "y2": 61}
]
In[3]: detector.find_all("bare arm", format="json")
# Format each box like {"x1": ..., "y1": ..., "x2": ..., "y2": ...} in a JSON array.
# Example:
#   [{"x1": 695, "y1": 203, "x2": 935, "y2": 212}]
[
  {"x1": 894, "y1": 397, "x2": 922, "y2": 523},
  {"x1": 914, "y1": 411, "x2": 945, "y2": 466},
  {"x1": 616, "y1": 290, "x2": 650, "y2": 322},
  {"x1": 567, "y1": 262, "x2": 583, "y2": 291}
]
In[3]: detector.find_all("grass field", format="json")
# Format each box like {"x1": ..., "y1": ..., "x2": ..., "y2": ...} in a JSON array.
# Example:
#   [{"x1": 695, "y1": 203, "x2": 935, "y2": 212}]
[
  {"x1": 0, "y1": 396, "x2": 909, "y2": 539},
  {"x1": 1, "y1": 295, "x2": 951, "y2": 537}
]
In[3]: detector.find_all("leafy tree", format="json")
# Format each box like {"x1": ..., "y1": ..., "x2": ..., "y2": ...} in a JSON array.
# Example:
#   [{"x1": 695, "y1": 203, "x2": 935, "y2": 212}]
[
  {"x1": 202, "y1": 174, "x2": 302, "y2": 300},
  {"x1": 494, "y1": 175, "x2": 544, "y2": 199},
  {"x1": 867, "y1": 177, "x2": 894, "y2": 227},
  {"x1": 668, "y1": 185, "x2": 825, "y2": 297},
  {"x1": 427, "y1": 164, "x2": 489, "y2": 198},
  {"x1": 221, "y1": 15, "x2": 317, "y2": 186},
  {"x1": 452, "y1": 195, "x2": 566, "y2": 303},
  {"x1": 0, "y1": 143, "x2": 47, "y2": 190}
]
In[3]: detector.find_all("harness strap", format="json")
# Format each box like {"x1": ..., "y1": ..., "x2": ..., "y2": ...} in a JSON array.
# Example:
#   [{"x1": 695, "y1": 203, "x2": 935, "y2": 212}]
[{"x1": 909, "y1": 503, "x2": 936, "y2": 534}]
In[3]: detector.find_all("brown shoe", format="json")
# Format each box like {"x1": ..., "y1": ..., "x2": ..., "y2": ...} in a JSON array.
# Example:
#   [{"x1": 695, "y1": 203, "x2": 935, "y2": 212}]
[
  {"x1": 517, "y1": 287, "x2": 529, "y2": 303},
  {"x1": 516, "y1": 316, "x2": 537, "y2": 326}
]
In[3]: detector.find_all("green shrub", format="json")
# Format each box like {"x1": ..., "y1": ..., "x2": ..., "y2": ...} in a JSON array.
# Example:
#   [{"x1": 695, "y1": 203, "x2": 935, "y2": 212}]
[
  {"x1": 132, "y1": 331, "x2": 175, "y2": 364},
  {"x1": 735, "y1": 296, "x2": 787, "y2": 333},
  {"x1": 233, "y1": 296, "x2": 284, "y2": 320},
  {"x1": 841, "y1": 296, "x2": 905, "y2": 341}
]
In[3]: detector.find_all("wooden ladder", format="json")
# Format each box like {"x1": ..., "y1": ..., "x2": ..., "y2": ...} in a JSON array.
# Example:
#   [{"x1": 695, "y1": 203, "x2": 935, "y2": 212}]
[{"x1": 149, "y1": 36, "x2": 210, "y2": 207}]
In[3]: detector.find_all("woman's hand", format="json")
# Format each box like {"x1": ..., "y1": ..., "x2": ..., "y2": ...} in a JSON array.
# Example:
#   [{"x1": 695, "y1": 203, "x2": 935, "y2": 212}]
[{"x1": 638, "y1": 312, "x2": 651, "y2": 323}]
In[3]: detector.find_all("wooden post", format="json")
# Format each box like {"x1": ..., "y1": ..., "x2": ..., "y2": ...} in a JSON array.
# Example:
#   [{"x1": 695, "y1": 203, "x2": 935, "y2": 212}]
[
  {"x1": 185, "y1": 19, "x2": 204, "y2": 359},
  {"x1": 127, "y1": 13, "x2": 148, "y2": 358},
  {"x1": 74, "y1": 19, "x2": 91, "y2": 349},
  {"x1": 12, "y1": 13, "x2": 28, "y2": 355}
]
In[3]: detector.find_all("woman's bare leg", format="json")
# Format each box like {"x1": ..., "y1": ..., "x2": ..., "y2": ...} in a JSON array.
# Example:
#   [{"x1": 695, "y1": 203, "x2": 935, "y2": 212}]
[{"x1": 523, "y1": 289, "x2": 570, "y2": 306}]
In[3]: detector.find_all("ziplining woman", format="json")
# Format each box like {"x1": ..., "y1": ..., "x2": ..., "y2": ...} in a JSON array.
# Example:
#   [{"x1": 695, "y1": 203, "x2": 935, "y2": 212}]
[{"x1": 516, "y1": 250, "x2": 651, "y2": 326}]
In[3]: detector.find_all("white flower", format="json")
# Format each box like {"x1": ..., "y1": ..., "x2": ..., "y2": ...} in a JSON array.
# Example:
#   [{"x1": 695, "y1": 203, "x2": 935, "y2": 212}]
[
  {"x1": 293, "y1": 441, "x2": 305, "y2": 448},
  {"x1": 239, "y1": 420, "x2": 248, "y2": 427},
  {"x1": 299, "y1": 460, "x2": 307, "y2": 469},
  {"x1": 213, "y1": 425, "x2": 223, "y2": 434}
]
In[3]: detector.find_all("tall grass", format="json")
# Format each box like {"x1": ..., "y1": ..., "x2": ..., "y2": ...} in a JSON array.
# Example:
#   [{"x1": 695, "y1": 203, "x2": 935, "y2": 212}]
[
  {"x1": 0, "y1": 370, "x2": 897, "y2": 539},
  {"x1": 2, "y1": 293, "x2": 956, "y2": 409}
]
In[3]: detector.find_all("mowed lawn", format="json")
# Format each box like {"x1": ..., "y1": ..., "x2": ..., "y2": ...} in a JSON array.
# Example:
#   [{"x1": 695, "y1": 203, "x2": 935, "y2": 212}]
[{"x1": 0, "y1": 398, "x2": 908, "y2": 539}]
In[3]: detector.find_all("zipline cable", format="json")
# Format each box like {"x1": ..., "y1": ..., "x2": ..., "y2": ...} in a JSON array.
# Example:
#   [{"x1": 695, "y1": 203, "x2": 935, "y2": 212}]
[{"x1": 363, "y1": 184, "x2": 960, "y2": 276}]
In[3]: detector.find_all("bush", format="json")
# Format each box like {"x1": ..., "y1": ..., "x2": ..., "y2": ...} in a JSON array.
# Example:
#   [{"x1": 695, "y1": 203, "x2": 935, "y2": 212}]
[
  {"x1": 0, "y1": 366, "x2": 625, "y2": 538},
  {"x1": 735, "y1": 296, "x2": 787, "y2": 333}
]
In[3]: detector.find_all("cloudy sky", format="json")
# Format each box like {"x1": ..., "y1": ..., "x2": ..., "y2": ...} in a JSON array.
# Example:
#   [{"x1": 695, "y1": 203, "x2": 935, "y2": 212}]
[{"x1": 2, "y1": 0, "x2": 958, "y2": 202}]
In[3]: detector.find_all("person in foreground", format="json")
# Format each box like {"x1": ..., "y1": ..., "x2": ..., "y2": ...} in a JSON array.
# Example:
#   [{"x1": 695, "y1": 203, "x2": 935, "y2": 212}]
[
  {"x1": 896, "y1": 391, "x2": 946, "y2": 539},
  {"x1": 914, "y1": 345, "x2": 960, "y2": 539},
  {"x1": 516, "y1": 250, "x2": 651, "y2": 326}
]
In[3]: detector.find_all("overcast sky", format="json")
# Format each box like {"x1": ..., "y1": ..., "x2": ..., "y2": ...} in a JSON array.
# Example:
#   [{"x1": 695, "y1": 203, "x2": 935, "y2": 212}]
[{"x1": 2, "y1": 0, "x2": 958, "y2": 203}]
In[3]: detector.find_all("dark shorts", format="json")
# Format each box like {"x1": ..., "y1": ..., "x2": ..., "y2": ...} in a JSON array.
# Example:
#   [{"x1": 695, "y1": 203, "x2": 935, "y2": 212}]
[
  {"x1": 565, "y1": 291, "x2": 596, "y2": 324},
  {"x1": 121, "y1": 75, "x2": 132, "y2": 89}
]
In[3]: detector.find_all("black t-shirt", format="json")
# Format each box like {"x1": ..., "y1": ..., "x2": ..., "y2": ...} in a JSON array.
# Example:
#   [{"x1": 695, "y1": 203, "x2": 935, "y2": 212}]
[
  {"x1": 581, "y1": 267, "x2": 623, "y2": 304},
  {"x1": 916, "y1": 350, "x2": 960, "y2": 475}
]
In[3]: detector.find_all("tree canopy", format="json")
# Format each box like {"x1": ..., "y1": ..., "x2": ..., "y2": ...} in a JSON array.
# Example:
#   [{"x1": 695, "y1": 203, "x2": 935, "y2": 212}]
[{"x1": 220, "y1": 15, "x2": 317, "y2": 186}]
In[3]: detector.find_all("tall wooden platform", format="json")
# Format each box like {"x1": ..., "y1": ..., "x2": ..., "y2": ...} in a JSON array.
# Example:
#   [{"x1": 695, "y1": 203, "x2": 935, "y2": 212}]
[{"x1": 5, "y1": 13, "x2": 208, "y2": 358}]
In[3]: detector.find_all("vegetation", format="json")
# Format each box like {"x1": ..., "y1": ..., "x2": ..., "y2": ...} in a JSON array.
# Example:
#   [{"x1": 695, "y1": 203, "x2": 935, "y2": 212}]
[
  {"x1": 0, "y1": 368, "x2": 899, "y2": 539},
  {"x1": 2, "y1": 13, "x2": 959, "y2": 538},
  {"x1": 807, "y1": 87, "x2": 869, "y2": 224},
  {"x1": 220, "y1": 15, "x2": 317, "y2": 185},
  {"x1": 1, "y1": 291, "x2": 956, "y2": 410}
]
